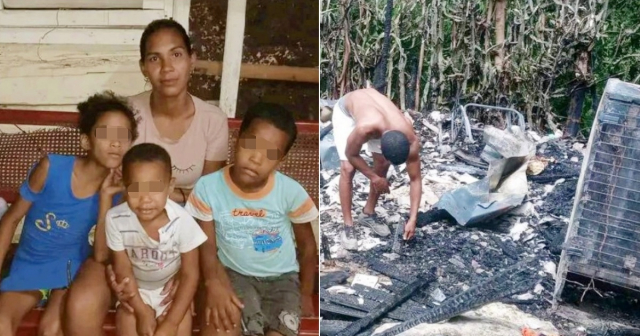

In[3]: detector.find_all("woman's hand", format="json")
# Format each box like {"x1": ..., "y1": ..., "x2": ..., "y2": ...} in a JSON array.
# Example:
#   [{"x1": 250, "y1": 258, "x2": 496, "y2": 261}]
[
  {"x1": 106, "y1": 264, "x2": 136, "y2": 312},
  {"x1": 158, "y1": 275, "x2": 196, "y2": 317},
  {"x1": 107, "y1": 265, "x2": 180, "y2": 313}
]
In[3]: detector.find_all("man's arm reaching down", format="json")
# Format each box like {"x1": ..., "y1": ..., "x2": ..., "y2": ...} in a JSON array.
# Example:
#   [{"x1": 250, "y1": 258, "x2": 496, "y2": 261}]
[
  {"x1": 346, "y1": 125, "x2": 390, "y2": 193},
  {"x1": 404, "y1": 140, "x2": 422, "y2": 240},
  {"x1": 345, "y1": 126, "x2": 375, "y2": 179}
]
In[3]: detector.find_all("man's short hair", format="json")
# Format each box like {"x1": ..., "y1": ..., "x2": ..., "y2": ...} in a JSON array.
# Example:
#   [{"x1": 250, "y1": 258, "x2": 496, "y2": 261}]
[{"x1": 380, "y1": 130, "x2": 410, "y2": 165}]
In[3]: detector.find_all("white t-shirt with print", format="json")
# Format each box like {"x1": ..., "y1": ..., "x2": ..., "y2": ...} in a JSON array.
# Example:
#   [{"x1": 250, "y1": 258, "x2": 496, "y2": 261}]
[{"x1": 106, "y1": 199, "x2": 207, "y2": 290}]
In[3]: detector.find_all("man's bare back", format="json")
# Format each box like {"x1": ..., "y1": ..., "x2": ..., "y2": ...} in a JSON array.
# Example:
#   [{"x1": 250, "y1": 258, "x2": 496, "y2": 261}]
[
  {"x1": 332, "y1": 88, "x2": 423, "y2": 250},
  {"x1": 344, "y1": 88, "x2": 417, "y2": 143}
]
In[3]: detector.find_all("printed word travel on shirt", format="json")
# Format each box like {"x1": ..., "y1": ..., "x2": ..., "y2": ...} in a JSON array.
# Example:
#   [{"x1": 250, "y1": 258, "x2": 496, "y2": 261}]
[{"x1": 217, "y1": 210, "x2": 284, "y2": 253}]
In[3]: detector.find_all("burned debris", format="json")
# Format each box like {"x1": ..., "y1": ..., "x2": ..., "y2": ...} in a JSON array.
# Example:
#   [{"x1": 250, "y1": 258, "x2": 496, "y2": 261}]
[
  {"x1": 553, "y1": 79, "x2": 640, "y2": 324},
  {"x1": 319, "y1": 100, "x2": 640, "y2": 335}
]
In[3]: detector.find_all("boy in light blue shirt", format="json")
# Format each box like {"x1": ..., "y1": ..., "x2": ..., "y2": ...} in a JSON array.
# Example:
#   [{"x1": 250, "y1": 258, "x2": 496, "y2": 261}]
[{"x1": 185, "y1": 103, "x2": 318, "y2": 336}]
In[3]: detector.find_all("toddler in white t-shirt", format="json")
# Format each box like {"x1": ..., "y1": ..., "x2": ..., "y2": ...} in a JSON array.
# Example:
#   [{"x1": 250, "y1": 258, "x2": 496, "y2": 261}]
[{"x1": 106, "y1": 143, "x2": 207, "y2": 336}]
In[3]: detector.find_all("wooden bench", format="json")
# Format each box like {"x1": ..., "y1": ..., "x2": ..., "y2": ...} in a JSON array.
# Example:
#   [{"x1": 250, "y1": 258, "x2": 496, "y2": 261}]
[
  {"x1": 16, "y1": 297, "x2": 319, "y2": 336},
  {"x1": 0, "y1": 108, "x2": 319, "y2": 336}
]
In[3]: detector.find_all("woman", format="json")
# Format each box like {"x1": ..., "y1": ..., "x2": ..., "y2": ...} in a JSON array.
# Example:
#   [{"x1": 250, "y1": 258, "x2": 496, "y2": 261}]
[
  {"x1": 130, "y1": 19, "x2": 228, "y2": 203},
  {"x1": 63, "y1": 19, "x2": 228, "y2": 336}
]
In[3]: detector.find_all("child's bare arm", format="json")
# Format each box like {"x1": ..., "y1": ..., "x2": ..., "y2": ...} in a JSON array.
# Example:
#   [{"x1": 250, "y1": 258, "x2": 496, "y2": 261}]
[
  {"x1": 292, "y1": 222, "x2": 317, "y2": 311},
  {"x1": 198, "y1": 219, "x2": 243, "y2": 331},
  {"x1": 0, "y1": 156, "x2": 49, "y2": 271},
  {"x1": 0, "y1": 198, "x2": 31, "y2": 272},
  {"x1": 158, "y1": 249, "x2": 199, "y2": 328},
  {"x1": 111, "y1": 250, "x2": 148, "y2": 313},
  {"x1": 93, "y1": 198, "x2": 113, "y2": 263},
  {"x1": 198, "y1": 219, "x2": 232, "y2": 287},
  {"x1": 94, "y1": 169, "x2": 125, "y2": 263}
]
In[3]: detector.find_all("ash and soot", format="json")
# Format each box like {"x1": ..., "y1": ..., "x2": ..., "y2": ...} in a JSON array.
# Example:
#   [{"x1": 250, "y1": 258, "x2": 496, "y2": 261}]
[{"x1": 319, "y1": 111, "x2": 640, "y2": 336}]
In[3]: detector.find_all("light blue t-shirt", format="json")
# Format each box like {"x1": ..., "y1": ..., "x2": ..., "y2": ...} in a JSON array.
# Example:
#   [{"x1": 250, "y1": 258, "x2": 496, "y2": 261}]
[{"x1": 185, "y1": 166, "x2": 318, "y2": 277}]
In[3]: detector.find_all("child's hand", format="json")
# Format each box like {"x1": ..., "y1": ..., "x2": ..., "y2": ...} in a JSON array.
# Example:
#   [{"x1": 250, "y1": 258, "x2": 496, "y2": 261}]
[
  {"x1": 153, "y1": 320, "x2": 178, "y2": 336},
  {"x1": 100, "y1": 168, "x2": 124, "y2": 198},
  {"x1": 135, "y1": 305, "x2": 157, "y2": 336},
  {"x1": 301, "y1": 294, "x2": 315, "y2": 317},
  {"x1": 204, "y1": 282, "x2": 244, "y2": 332}
]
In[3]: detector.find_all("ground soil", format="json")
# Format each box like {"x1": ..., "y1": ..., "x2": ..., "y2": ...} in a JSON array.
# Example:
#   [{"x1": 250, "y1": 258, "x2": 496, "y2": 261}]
[{"x1": 188, "y1": 0, "x2": 318, "y2": 120}]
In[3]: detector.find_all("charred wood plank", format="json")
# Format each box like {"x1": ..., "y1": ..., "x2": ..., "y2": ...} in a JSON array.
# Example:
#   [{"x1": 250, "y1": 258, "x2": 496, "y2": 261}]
[
  {"x1": 321, "y1": 271, "x2": 350, "y2": 288},
  {"x1": 320, "y1": 302, "x2": 367, "y2": 318},
  {"x1": 320, "y1": 288, "x2": 426, "y2": 321},
  {"x1": 366, "y1": 261, "x2": 417, "y2": 283},
  {"x1": 453, "y1": 149, "x2": 488, "y2": 169},
  {"x1": 375, "y1": 259, "x2": 539, "y2": 336},
  {"x1": 350, "y1": 284, "x2": 426, "y2": 310},
  {"x1": 489, "y1": 235, "x2": 520, "y2": 260},
  {"x1": 529, "y1": 174, "x2": 578, "y2": 183},
  {"x1": 380, "y1": 280, "x2": 409, "y2": 294},
  {"x1": 320, "y1": 320, "x2": 351, "y2": 336},
  {"x1": 321, "y1": 289, "x2": 380, "y2": 312},
  {"x1": 350, "y1": 284, "x2": 392, "y2": 302},
  {"x1": 335, "y1": 273, "x2": 435, "y2": 336},
  {"x1": 321, "y1": 232, "x2": 332, "y2": 260}
]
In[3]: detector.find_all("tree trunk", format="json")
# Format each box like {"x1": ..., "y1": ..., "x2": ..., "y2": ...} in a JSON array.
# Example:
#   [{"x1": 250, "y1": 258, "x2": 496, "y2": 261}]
[
  {"x1": 414, "y1": 0, "x2": 427, "y2": 111},
  {"x1": 565, "y1": 50, "x2": 591, "y2": 138},
  {"x1": 373, "y1": 0, "x2": 393, "y2": 93},
  {"x1": 565, "y1": 83, "x2": 588, "y2": 137},
  {"x1": 338, "y1": 0, "x2": 351, "y2": 95},
  {"x1": 494, "y1": 0, "x2": 506, "y2": 72}
]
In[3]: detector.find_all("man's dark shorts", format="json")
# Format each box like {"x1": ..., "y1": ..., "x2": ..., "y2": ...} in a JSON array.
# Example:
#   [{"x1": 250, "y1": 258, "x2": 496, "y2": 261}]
[{"x1": 227, "y1": 268, "x2": 301, "y2": 336}]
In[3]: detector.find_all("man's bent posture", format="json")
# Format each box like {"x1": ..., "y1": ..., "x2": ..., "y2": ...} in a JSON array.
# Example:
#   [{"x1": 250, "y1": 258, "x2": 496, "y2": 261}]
[{"x1": 332, "y1": 88, "x2": 422, "y2": 250}]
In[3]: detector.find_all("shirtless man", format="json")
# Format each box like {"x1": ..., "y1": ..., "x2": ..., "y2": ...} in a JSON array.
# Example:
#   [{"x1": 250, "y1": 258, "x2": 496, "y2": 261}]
[{"x1": 332, "y1": 88, "x2": 422, "y2": 250}]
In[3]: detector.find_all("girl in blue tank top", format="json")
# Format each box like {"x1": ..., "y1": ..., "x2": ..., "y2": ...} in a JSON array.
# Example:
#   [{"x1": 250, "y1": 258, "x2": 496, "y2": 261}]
[{"x1": 0, "y1": 91, "x2": 138, "y2": 335}]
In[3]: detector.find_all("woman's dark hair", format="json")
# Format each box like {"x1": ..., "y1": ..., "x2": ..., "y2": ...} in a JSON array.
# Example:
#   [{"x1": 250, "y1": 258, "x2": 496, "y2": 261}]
[
  {"x1": 77, "y1": 91, "x2": 138, "y2": 141},
  {"x1": 140, "y1": 19, "x2": 192, "y2": 61},
  {"x1": 122, "y1": 143, "x2": 172, "y2": 182},
  {"x1": 239, "y1": 102, "x2": 298, "y2": 155}
]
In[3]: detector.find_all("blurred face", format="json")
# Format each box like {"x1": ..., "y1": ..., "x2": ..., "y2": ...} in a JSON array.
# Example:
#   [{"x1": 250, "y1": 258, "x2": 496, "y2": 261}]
[
  {"x1": 81, "y1": 111, "x2": 133, "y2": 169},
  {"x1": 232, "y1": 120, "x2": 290, "y2": 188},
  {"x1": 125, "y1": 161, "x2": 174, "y2": 223},
  {"x1": 140, "y1": 28, "x2": 195, "y2": 98}
]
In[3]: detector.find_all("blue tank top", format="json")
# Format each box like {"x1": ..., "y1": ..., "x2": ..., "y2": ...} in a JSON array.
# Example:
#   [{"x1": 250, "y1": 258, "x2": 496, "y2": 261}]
[{"x1": 1, "y1": 154, "x2": 113, "y2": 291}]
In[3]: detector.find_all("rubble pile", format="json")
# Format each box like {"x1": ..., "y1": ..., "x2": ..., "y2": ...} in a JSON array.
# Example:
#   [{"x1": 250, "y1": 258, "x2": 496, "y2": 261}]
[{"x1": 319, "y1": 116, "x2": 640, "y2": 335}]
